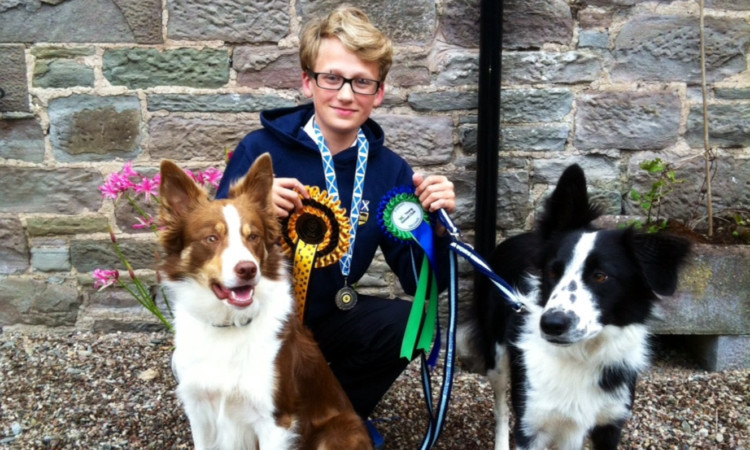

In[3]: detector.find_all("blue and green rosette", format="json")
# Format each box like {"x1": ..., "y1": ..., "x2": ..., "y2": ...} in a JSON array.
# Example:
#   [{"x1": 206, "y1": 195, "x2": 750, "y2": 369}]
[{"x1": 377, "y1": 186, "x2": 439, "y2": 362}]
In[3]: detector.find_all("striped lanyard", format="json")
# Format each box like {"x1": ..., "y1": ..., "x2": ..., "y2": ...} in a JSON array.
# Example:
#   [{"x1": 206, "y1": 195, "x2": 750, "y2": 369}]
[{"x1": 312, "y1": 120, "x2": 369, "y2": 280}]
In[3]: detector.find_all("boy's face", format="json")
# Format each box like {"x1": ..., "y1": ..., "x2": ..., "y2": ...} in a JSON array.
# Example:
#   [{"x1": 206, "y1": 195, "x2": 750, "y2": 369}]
[{"x1": 302, "y1": 37, "x2": 385, "y2": 143}]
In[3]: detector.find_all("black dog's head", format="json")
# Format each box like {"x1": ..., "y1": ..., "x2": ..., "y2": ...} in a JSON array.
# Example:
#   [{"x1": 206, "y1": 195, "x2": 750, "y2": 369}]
[{"x1": 532, "y1": 165, "x2": 691, "y2": 345}]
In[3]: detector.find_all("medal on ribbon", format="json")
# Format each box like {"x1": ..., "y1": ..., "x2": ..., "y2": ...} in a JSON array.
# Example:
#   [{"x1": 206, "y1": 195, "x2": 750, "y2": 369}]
[
  {"x1": 281, "y1": 186, "x2": 351, "y2": 321},
  {"x1": 378, "y1": 186, "x2": 439, "y2": 361}
]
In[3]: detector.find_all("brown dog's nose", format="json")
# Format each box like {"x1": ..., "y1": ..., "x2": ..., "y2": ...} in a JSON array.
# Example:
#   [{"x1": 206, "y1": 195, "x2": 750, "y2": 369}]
[{"x1": 235, "y1": 261, "x2": 257, "y2": 281}]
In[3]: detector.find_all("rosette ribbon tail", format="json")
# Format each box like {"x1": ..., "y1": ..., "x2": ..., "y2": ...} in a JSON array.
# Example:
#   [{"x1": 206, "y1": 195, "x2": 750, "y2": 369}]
[{"x1": 292, "y1": 240, "x2": 317, "y2": 322}]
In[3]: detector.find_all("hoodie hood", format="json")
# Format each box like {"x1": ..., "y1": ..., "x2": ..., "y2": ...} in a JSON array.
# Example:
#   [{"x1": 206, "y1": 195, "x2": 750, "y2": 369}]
[{"x1": 260, "y1": 103, "x2": 387, "y2": 157}]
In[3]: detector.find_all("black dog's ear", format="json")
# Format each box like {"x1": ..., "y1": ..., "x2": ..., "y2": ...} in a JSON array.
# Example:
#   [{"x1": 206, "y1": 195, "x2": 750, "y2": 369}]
[
  {"x1": 538, "y1": 164, "x2": 602, "y2": 238},
  {"x1": 631, "y1": 232, "x2": 692, "y2": 296}
]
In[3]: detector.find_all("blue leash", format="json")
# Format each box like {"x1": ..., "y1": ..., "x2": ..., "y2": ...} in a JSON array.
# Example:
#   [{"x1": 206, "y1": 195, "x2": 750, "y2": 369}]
[
  {"x1": 418, "y1": 246, "x2": 458, "y2": 450},
  {"x1": 416, "y1": 210, "x2": 523, "y2": 450},
  {"x1": 438, "y1": 210, "x2": 525, "y2": 312}
]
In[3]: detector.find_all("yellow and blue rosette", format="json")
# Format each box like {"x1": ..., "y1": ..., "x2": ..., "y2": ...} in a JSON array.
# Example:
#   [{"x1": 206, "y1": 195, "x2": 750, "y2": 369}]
[
  {"x1": 377, "y1": 186, "x2": 439, "y2": 362},
  {"x1": 281, "y1": 186, "x2": 351, "y2": 321}
]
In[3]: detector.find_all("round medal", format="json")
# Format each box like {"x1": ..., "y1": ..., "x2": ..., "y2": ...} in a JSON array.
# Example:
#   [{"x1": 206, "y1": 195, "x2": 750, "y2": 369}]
[{"x1": 335, "y1": 286, "x2": 358, "y2": 311}]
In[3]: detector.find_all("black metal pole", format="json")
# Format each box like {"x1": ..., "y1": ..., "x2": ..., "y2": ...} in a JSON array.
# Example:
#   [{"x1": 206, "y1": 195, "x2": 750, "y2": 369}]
[
  {"x1": 475, "y1": 0, "x2": 501, "y2": 257},
  {"x1": 474, "y1": 0, "x2": 501, "y2": 301}
]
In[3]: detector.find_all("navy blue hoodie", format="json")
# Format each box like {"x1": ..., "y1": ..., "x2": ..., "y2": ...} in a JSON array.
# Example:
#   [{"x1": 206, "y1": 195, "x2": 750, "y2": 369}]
[{"x1": 217, "y1": 103, "x2": 449, "y2": 324}]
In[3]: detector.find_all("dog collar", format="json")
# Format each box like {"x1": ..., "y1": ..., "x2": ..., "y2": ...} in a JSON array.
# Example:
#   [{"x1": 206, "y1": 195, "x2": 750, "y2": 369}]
[{"x1": 211, "y1": 317, "x2": 252, "y2": 328}]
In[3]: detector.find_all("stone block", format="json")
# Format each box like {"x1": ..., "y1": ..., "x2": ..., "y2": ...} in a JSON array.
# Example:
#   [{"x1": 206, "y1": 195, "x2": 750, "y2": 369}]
[
  {"x1": 501, "y1": 89, "x2": 573, "y2": 123},
  {"x1": 407, "y1": 90, "x2": 478, "y2": 112},
  {"x1": 625, "y1": 155, "x2": 750, "y2": 222},
  {"x1": 33, "y1": 59, "x2": 94, "y2": 88},
  {"x1": 389, "y1": 53, "x2": 430, "y2": 88},
  {"x1": 433, "y1": 48, "x2": 479, "y2": 87},
  {"x1": 0, "y1": 167, "x2": 103, "y2": 214},
  {"x1": 533, "y1": 158, "x2": 620, "y2": 188},
  {"x1": 503, "y1": 0, "x2": 573, "y2": 49},
  {"x1": 575, "y1": 91, "x2": 680, "y2": 151},
  {"x1": 714, "y1": 87, "x2": 750, "y2": 100},
  {"x1": 30, "y1": 46, "x2": 96, "y2": 59},
  {"x1": 168, "y1": 0, "x2": 288, "y2": 43},
  {"x1": 31, "y1": 243, "x2": 71, "y2": 272},
  {"x1": 0, "y1": 217, "x2": 30, "y2": 274},
  {"x1": 0, "y1": 0, "x2": 162, "y2": 44},
  {"x1": 0, "y1": 45, "x2": 29, "y2": 112},
  {"x1": 234, "y1": 48, "x2": 300, "y2": 89},
  {"x1": 0, "y1": 117, "x2": 45, "y2": 162},
  {"x1": 502, "y1": 51, "x2": 601, "y2": 85},
  {"x1": 48, "y1": 94, "x2": 142, "y2": 162},
  {"x1": 611, "y1": 15, "x2": 750, "y2": 83},
  {"x1": 298, "y1": 0, "x2": 436, "y2": 45},
  {"x1": 651, "y1": 244, "x2": 750, "y2": 336},
  {"x1": 103, "y1": 48, "x2": 229, "y2": 89},
  {"x1": 688, "y1": 335, "x2": 750, "y2": 371},
  {"x1": 497, "y1": 169, "x2": 532, "y2": 231},
  {"x1": 70, "y1": 238, "x2": 161, "y2": 273},
  {"x1": 149, "y1": 115, "x2": 256, "y2": 161},
  {"x1": 147, "y1": 94, "x2": 294, "y2": 113},
  {"x1": 686, "y1": 104, "x2": 750, "y2": 149},
  {"x1": 501, "y1": 124, "x2": 570, "y2": 152},
  {"x1": 578, "y1": 30, "x2": 609, "y2": 49},
  {"x1": 373, "y1": 114, "x2": 453, "y2": 166},
  {"x1": 0, "y1": 277, "x2": 81, "y2": 327},
  {"x1": 442, "y1": 0, "x2": 481, "y2": 48},
  {"x1": 26, "y1": 215, "x2": 110, "y2": 237}
]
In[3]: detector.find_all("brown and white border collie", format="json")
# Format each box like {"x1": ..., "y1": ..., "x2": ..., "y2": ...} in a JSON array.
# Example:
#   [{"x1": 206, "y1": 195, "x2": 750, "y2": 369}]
[{"x1": 158, "y1": 154, "x2": 371, "y2": 450}]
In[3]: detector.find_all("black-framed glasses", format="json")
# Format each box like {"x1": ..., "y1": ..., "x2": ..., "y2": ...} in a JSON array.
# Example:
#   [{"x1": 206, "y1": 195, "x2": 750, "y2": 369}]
[{"x1": 308, "y1": 72, "x2": 382, "y2": 95}]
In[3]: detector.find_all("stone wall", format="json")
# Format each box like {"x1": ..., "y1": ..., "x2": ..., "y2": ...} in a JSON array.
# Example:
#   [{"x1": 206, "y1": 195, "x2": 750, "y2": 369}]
[{"x1": 0, "y1": 0, "x2": 748, "y2": 332}]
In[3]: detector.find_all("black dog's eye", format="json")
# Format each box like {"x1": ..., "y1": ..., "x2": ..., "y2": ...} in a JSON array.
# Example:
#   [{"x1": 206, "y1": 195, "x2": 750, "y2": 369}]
[
  {"x1": 547, "y1": 262, "x2": 564, "y2": 280},
  {"x1": 592, "y1": 271, "x2": 608, "y2": 283}
]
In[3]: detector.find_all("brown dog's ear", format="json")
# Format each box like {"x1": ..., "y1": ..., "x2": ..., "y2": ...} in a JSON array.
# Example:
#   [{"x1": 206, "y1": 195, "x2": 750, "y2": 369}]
[
  {"x1": 228, "y1": 153, "x2": 274, "y2": 208},
  {"x1": 159, "y1": 160, "x2": 208, "y2": 221}
]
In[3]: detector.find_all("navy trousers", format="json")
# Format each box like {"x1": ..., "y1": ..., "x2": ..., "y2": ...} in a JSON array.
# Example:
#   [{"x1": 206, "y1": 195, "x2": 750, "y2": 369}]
[{"x1": 307, "y1": 294, "x2": 414, "y2": 419}]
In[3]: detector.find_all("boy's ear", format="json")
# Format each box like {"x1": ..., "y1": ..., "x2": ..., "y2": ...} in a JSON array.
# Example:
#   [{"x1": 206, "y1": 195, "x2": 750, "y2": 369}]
[
  {"x1": 373, "y1": 83, "x2": 386, "y2": 107},
  {"x1": 302, "y1": 71, "x2": 315, "y2": 99}
]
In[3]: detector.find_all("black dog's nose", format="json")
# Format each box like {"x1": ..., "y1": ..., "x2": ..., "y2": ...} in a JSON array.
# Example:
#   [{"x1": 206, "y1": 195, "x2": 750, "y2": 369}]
[{"x1": 540, "y1": 309, "x2": 579, "y2": 337}]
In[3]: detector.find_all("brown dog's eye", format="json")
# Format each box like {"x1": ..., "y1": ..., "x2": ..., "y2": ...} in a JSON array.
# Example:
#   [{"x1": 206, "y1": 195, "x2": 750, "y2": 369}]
[
  {"x1": 592, "y1": 272, "x2": 608, "y2": 283},
  {"x1": 247, "y1": 233, "x2": 259, "y2": 242},
  {"x1": 206, "y1": 235, "x2": 218, "y2": 244}
]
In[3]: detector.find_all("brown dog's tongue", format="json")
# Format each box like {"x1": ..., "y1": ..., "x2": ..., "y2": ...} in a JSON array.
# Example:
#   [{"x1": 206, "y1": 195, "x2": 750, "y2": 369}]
[{"x1": 211, "y1": 283, "x2": 231, "y2": 300}]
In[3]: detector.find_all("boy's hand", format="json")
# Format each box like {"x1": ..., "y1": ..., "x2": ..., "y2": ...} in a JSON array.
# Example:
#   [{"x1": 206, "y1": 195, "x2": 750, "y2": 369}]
[{"x1": 273, "y1": 178, "x2": 309, "y2": 218}]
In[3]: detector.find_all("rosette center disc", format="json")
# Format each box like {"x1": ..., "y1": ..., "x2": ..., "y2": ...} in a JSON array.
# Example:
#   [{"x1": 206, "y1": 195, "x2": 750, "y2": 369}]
[{"x1": 296, "y1": 213, "x2": 327, "y2": 245}]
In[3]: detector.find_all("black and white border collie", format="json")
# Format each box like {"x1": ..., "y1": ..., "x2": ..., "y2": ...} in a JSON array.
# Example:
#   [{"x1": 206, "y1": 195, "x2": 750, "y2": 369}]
[
  {"x1": 159, "y1": 154, "x2": 371, "y2": 450},
  {"x1": 458, "y1": 164, "x2": 691, "y2": 450}
]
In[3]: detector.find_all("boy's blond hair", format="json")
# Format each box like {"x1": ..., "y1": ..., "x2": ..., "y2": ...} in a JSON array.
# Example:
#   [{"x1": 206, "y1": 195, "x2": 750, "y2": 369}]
[{"x1": 299, "y1": 5, "x2": 393, "y2": 81}]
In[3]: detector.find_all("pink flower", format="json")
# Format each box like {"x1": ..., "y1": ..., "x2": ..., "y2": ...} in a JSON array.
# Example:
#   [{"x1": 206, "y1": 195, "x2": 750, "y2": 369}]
[
  {"x1": 132, "y1": 215, "x2": 155, "y2": 230},
  {"x1": 93, "y1": 268, "x2": 120, "y2": 291},
  {"x1": 134, "y1": 176, "x2": 159, "y2": 203},
  {"x1": 99, "y1": 172, "x2": 135, "y2": 200},
  {"x1": 121, "y1": 162, "x2": 138, "y2": 179},
  {"x1": 202, "y1": 167, "x2": 223, "y2": 187}
]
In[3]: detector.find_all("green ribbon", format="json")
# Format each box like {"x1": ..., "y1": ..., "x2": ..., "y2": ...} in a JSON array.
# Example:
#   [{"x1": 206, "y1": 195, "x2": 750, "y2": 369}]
[
  {"x1": 379, "y1": 191, "x2": 438, "y2": 361},
  {"x1": 400, "y1": 255, "x2": 438, "y2": 360}
]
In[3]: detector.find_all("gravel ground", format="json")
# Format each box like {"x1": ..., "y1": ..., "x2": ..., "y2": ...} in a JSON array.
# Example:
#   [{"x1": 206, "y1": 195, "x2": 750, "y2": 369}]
[{"x1": 1, "y1": 330, "x2": 748, "y2": 449}]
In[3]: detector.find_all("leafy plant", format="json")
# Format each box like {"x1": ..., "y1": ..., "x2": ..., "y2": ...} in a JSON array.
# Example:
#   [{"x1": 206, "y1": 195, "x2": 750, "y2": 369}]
[
  {"x1": 94, "y1": 162, "x2": 223, "y2": 331},
  {"x1": 628, "y1": 158, "x2": 685, "y2": 234}
]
